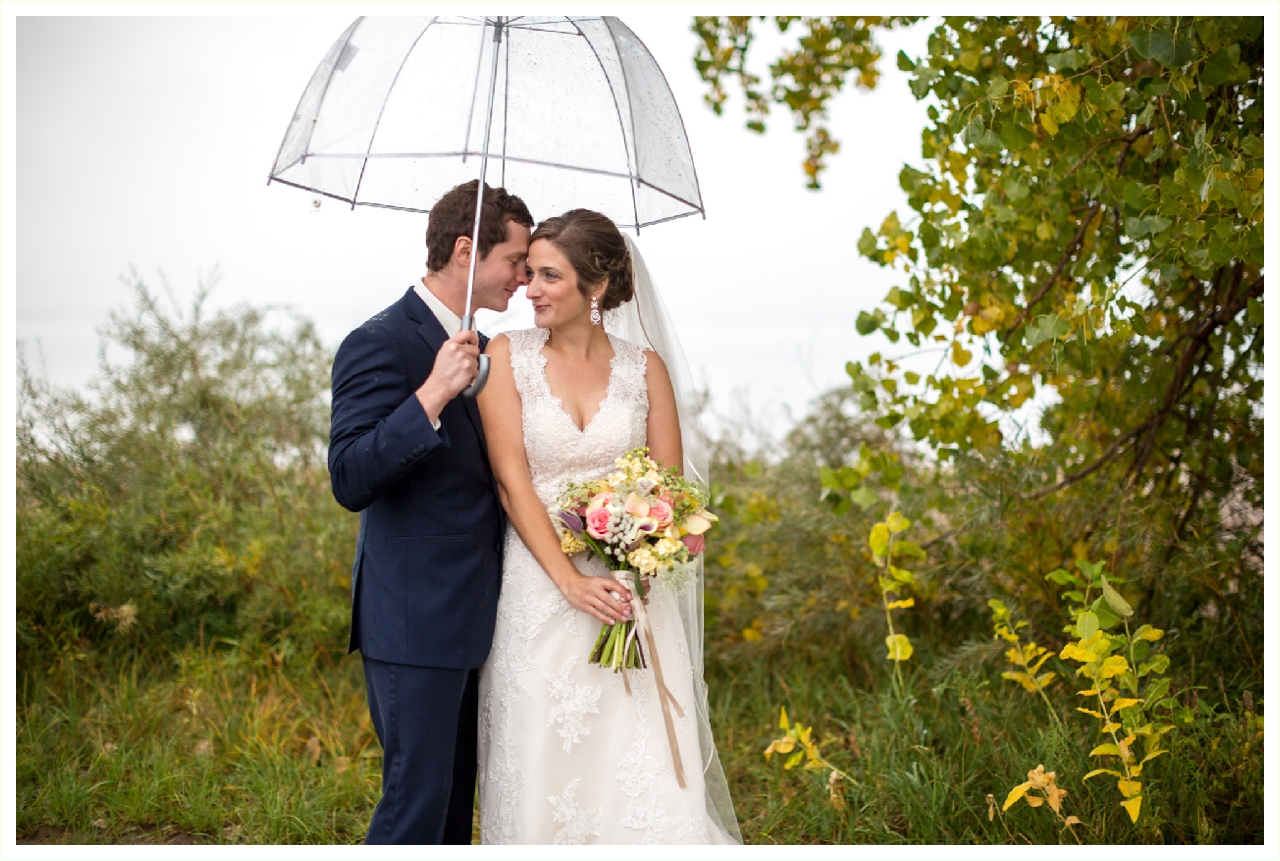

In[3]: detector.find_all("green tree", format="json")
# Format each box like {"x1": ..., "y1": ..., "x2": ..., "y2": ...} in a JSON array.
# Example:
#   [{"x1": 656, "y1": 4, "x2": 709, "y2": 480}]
[
  {"x1": 695, "y1": 15, "x2": 1262, "y2": 603},
  {"x1": 17, "y1": 272, "x2": 355, "y2": 671}
]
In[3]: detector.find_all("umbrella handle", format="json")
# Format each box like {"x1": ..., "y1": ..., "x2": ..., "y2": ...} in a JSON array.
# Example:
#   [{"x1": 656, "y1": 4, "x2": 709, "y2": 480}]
[
  {"x1": 460, "y1": 314, "x2": 489, "y2": 398},
  {"x1": 463, "y1": 354, "x2": 490, "y2": 398}
]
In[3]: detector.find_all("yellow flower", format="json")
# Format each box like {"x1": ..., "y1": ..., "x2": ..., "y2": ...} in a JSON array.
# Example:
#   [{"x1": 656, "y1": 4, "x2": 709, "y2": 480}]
[
  {"x1": 559, "y1": 532, "x2": 587, "y2": 555},
  {"x1": 654, "y1": 538, "x2": 682, "y2": 557},
  {"x1": 628, "y1": 547, "x2": 660, "y2": 575}
]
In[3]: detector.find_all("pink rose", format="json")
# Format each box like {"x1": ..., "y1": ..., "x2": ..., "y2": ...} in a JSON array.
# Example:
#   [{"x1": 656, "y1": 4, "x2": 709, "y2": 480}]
[
  {"x1": 648, "y1": 499, "x2": 673, "y2": 528},
  {"x1": 585, "y1": 492, "x2": 615, "y2": 513},
  {"x1": 586, "y1": 507, "x2": 612, "y2": 540},
  {"x1": 681, "y1": 532, "x2": 705, "y2": 556}
]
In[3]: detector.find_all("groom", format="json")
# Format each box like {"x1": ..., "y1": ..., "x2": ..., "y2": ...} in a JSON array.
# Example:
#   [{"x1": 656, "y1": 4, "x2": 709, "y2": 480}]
[{"x1": 329, "y1": 180, "x2": 534, "y2": 844}]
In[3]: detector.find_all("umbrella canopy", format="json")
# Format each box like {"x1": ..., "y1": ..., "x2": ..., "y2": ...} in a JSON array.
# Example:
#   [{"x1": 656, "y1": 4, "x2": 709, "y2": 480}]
[{"x1": 268, "y1": 16, "x2": 703, "y2": 230}]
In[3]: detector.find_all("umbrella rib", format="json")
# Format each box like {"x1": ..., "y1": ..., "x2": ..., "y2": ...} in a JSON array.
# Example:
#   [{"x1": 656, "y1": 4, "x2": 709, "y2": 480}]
[
  {"x1": 500, "y1": 29, "x2": 511, "y2": 189},
  {"x1": 575, "y1": 18, "x2": 640, "y2": 232},
  {"x1": 462, "y1": 19, "x2": 490, "y2": 162},
  {"x1": 350, "y1": 18, "x2": 438, "y2": 210},
  {"x1": 296, "y1": 17, "x2": 365, "y2": 171},
  {"x1": 305, "y1": 151, "x2": 641, "y2": 182}
]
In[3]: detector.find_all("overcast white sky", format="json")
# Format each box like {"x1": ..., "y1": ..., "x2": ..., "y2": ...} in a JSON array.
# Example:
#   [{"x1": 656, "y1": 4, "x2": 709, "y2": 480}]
[{"x1": 10, "y1": 5, "x2": 943, "y2": 444}]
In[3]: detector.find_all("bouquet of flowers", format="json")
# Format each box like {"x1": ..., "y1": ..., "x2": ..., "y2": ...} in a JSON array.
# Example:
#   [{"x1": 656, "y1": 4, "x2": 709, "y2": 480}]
[{"x1": 548, "y1": 447, "x2": 716, "y2": 672}]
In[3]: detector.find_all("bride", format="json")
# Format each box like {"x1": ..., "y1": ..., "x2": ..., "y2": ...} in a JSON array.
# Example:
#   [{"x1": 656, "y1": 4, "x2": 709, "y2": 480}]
[{"x1": 476, "y1": 209, "x2": 740, "y2": 844}]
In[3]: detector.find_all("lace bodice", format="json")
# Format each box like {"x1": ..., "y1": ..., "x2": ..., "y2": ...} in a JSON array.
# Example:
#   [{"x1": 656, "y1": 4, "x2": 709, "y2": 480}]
[{"x1": 507, "y1": 328, "x2": 649, "y2": 505}]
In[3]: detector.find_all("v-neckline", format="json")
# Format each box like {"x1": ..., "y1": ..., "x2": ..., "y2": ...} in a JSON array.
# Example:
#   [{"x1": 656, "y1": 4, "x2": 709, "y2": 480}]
[{"x1": 536, "y1": 332, "x2": 617, "y2": 436}]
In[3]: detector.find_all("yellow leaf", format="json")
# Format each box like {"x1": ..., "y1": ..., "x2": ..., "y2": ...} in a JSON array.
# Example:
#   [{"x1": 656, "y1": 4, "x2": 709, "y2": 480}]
[
  {"x1": 1025, "y1": 795, "x2": 1045, "y2": 807},
  {"x1": 1002, "y1": 781, "x2": 1031, "y2": 811},
  {"x1": 779, "y1": 706, "x2": 790, "y2": 731},
  {"x1": 1101, "y1": 722, "x2": 1122, "y2": 733},
  {"x1": 1064, "y1": 815, "x2": 1082, "y2": 827},
  {"x1": 952, "y1": 340, "x2": 973, "y2": 367},
  {"x1": 886, "y1": 598, "x2": 915, "y2": 610},
  {"x1": 1140, "y1": 749, "x2": 1169, "y2": 765},
  {"x1": 885, "y1": 633, "x2": 914, "y2": 662},
  {"x1": 1112, "y1": 698, "x2": 1141, "y2": 710},
  {"x1": 1077, "y1": 689, "x2": 1099, "y2": 697},
  {"x1": 1118, "y1": 779, "x2": 1141, "y2": 798},
  {"x1": 1090, "y1": 743, "x2": 1121, "y2": 757},
  {"x1": 742, "y1": 627, "x2": 762, "y2": 642},
  {"x1": 886, "y1": 511, "x2": 910, "y2": 534},
  {"x1": 1040, "y1": 110, "x2": 1059, "y2": 136},
  {"x1": 1121, "y1": 795, "x2": 1142, "y2": 823},
  {"x1": 763, "y1": 737, "x2": 795, "y2": 760},
  {"x1": 1077, "y1": 708, "x2": 1104, "y2": 719},
  {"x1": 869, "y1": 523, "x2": 890, "y2": 557},
  {"x1": 1083, "y1": 768, "x2": 1122, "y2": 781},
  {"x1": 1100, "y1": 655, "x2": 1129, "y2": 679},
  {"x1": 1045, "y1": 783, "x2": 1067, "y2": 815}
]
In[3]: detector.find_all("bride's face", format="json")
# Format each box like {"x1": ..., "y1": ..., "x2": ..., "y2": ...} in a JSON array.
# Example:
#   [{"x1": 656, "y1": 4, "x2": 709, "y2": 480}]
[{"x1": 526, "y1": 239, "x2": 601, "y2": 329}]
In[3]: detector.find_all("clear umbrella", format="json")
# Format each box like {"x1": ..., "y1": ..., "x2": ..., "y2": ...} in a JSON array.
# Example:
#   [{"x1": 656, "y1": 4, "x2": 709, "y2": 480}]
[{"x1": 269, "y1": 16, "x2": 703, "y2": 394}]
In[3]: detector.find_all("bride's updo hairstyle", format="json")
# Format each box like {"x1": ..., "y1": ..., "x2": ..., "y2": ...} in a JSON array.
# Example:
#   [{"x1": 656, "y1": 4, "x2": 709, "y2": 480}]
[{"x1": 530, "y1": 209, "x2": 635, "y2": 311}]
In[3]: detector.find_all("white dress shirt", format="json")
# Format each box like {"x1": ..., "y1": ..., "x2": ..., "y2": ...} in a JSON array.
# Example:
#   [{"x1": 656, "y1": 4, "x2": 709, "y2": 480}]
[{"x1": 414, "y1": 280, "x2": 462, "y2": 432}]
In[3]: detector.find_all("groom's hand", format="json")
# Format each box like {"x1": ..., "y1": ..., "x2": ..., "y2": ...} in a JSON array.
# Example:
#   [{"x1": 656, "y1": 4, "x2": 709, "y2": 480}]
[{"x1": 415, "y1": 330, "x2": 480, "y2": 426}]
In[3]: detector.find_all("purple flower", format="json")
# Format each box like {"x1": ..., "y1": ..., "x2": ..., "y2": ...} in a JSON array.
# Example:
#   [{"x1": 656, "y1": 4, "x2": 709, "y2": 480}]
[{"x1": 555, "y1": 508, "x2": 584, "y2": 534}]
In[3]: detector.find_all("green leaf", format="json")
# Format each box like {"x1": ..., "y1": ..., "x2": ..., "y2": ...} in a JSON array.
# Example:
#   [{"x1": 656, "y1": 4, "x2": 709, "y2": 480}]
[
  {"x1": 998, "y1": 123, "x2": 1035, "y2": 151},
  {"x1": 849, "y1": 485, "x2": 879, "y2": 510},
  {"x1": 1090, "y1": 595, "x2": 1121, "y2": 630},
  {"x1": 987, "y1": 75, "x2": 1008, "y2": 98},
  {"x1": 856, "y1": 311, "x2": 880, "y2": 335},
  {"x1": 896, "y1": 50, "x2": 915, "y2": 72},
  {"x1": 1139, "y1": 654, "x2": 1171, "y2": 676},
  {"x1": 1045, "y1": 568, "x2": 1077, "y2": 586},
  {"x1": 857, "y1": 227, "x2": 879, "y2": 258},
  {"x1": 1100, "y1": 575, "x2": 1134, "y2": 618},
  {"x1": 964, "y1": 116, "x2": 985, "y2": 146},
  {"x1": 1130, "y1": 29, "x2": 1193, "y2": 69},
  {"x1": 1200, "y1": 47, "x2": 1237, "y2": 87},
  {"x1": 890, "y1": 540, "x2": 927, "y2": 559},
  {"x1": 1035, "y1": 314, "x2": 1071, "y2": 341},
  {"x1": 976, "y1": 129, "x2": 1004, "y2": 155},
  {"x1": 1076, "y1": 611, "x2": 1099, "y2": 642},
  {"x1": 1144, "y1": 677, "x2": 1171, "y2": 706}
]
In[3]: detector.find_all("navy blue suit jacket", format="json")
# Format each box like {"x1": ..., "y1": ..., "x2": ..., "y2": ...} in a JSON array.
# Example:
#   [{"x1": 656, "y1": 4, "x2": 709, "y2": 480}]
[{"x1": 329, "y1": 288, "x2": 503, "y2": 669}]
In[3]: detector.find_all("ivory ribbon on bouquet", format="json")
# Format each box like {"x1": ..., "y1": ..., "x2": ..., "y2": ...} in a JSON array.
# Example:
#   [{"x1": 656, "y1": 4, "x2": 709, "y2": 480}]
[{"x1": 613, "y1": 570, "x2": 687, "y2": 788}]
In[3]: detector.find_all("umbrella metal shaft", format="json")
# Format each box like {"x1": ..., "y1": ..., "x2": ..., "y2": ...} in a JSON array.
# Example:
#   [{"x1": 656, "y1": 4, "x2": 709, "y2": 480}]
[
  {"x1": 462, "y1": 17, "x2": 506, "y2": 326},
  {"x1": 460, "y1": 18, "x2": 505, "y2": 397}
]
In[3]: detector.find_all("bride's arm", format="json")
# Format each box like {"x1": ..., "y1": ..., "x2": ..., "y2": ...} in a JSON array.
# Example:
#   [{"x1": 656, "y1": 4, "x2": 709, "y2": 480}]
[
  {"x1": 643, "y1": 350, "x2": 683, "y2": 475},
  {"x1": 478, "y1": 335, "x2": 632, "y2": 626}
]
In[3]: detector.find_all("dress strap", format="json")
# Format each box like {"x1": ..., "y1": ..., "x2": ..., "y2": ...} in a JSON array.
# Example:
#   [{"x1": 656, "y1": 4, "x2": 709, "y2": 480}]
[
  {"x1": 605, "y1": 334, "x2": 649, "y2": 406},
  {"x1": 507, "y1": 328, "x2": 551, "y2": 404}
]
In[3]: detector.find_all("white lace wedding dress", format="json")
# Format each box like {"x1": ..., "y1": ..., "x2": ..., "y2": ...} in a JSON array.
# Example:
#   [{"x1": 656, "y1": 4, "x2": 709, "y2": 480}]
[{"x1": 478, "y1": 327, "x2": 732, "y2": 845}]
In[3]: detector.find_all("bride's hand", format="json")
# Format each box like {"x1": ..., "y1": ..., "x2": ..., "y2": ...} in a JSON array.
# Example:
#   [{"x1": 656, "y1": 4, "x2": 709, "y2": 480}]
[{"x1": 560, "y1": 574, "x2": 632, "y2": 625}]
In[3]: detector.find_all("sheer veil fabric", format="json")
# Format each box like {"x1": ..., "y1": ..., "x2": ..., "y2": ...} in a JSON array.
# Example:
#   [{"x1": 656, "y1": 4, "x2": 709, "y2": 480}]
[{"x1": 604, "y1": 235, "x2": 741, "y2": 843}]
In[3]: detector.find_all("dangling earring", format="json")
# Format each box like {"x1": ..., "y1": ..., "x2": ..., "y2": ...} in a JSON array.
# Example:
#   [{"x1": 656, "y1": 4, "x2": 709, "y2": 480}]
[{"x1": 590, "y1": 296, "x2": 601, "y2": 325}]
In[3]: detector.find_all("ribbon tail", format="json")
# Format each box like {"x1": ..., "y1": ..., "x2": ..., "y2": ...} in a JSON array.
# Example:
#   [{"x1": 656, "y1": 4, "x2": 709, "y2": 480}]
[{"x1": 634, "y1": 589, "x2": 687, "y2": 789}]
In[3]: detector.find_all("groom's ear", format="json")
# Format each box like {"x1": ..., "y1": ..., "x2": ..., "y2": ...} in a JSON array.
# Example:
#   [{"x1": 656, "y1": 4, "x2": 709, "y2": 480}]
[{"x1": 451, "y1": 235, "x2": 473, "y2": 268}]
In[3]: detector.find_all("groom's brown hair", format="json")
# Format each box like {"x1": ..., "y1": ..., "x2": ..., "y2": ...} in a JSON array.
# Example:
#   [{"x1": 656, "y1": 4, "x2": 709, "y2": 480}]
[{"x1": 425, "y1": 181, "x2": 534, "y2": 272}]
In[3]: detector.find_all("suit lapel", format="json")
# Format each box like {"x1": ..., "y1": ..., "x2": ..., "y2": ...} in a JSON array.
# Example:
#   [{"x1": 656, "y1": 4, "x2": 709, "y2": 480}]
[{"x1": 406, "y1": 288, "x2": 489, "y2": 458}]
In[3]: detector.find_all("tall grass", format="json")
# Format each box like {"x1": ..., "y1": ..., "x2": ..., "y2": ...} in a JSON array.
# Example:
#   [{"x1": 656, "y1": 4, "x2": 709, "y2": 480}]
[{"x1": 16, "y1": 284, "x2": 1263, "y2": 843}]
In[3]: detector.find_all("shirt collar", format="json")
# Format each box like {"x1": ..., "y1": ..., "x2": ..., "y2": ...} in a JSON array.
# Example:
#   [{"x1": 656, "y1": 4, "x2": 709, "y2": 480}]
[{"x1": 414, "y1": 280, "x2": 462, "y2": 336}]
